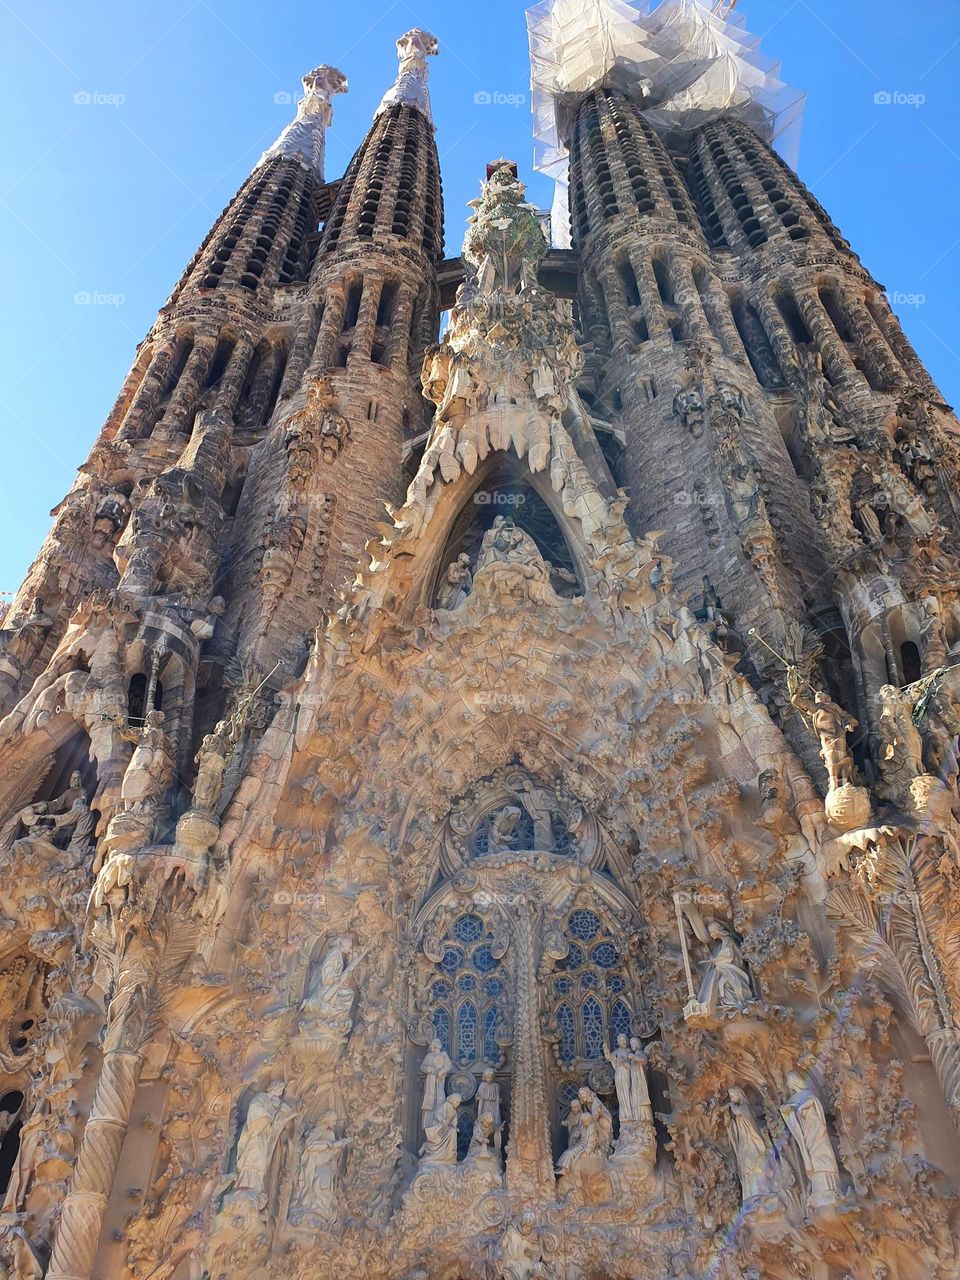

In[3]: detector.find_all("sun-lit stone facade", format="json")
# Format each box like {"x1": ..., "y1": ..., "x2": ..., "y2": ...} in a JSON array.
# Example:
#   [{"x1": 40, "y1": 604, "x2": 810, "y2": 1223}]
[{"x1": 2, "y1": 9, "x2": 960, "y2": 1280}]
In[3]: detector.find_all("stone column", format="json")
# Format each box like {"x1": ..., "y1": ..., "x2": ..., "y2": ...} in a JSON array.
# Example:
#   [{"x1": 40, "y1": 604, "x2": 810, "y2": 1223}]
[
  {"x1": 630, "y1": 252, "x2": 669, "y2": 339},
  {"x1": 281, "y1": 300, "x2": 324, "y2": 399},
  {"x1": 793, "y1": 288, "x2": 859, "y2": 386},
  {"x1": 115, "y1": 341, "x2": 177, "y2": 441},
  {"x1": 597, "y1": 264, "x2": 635, "y2": 350},
  {"x1": 312, "y1": 283, "x2": 348, "y2": 371},
  {"x1": 246, "y1": 343, "x2": 283, "y2": 428},
  {"x1": 155, "y1": 334, "x2": 217, "y2": 438},
  {"x1": 349, "y1": 276, "x2": 383, "y2": 364},
  {"x1": 673, "y1": 258, "x2": 712, "y2": 345},
  {"x1": 101, "y1": 343, "x2": 154, "y2": 438},
  {"x1": 214, "y1": 335, "x2": 256, "y2": 416},
  {"x1": 506, "y1": 898, "x2": 554, "y2": 1197},
  {"x1": 754, "y1": 293, "x2": 800, "y2": 382},
  {"x1": 386, "y1": 281, "x2": 417, "y2": 367},
  {"x1": 46, "y1": 962, "x2": 152, "y2": 1280},
  {"x1": 842, "y1": 291, "x2": 903, "y2": 390}
]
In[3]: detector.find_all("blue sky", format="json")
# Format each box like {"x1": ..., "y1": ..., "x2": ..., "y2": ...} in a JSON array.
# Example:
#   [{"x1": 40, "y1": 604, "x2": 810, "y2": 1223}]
[{"x1": 1, "y1": 0, "x2": 958, "y2": 597}]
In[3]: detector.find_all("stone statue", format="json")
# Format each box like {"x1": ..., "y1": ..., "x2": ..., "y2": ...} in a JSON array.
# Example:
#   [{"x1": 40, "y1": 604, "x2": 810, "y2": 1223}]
[
  {"x1": 476, "y1": 517, "x2": 550, "y2": 583},
  {"x1": 791, "y1": 689, "x2": 858, "y2": 790},
  {"x1": 488, "y1": 805, "x2": 523, "y2": 854},
  {"x1": 697, "y1": 922, "x2": 752, "y2": 1013},
  {"x1": 556, "y1": 1100, "x2": 583, "y2": 1174},
  {"x1": 467, "y1": 1111, "x2": 498, "y2": 1166},
  {"x1": 557, "y1": 1087, "x2": 612, "y2": 1184},
  {"x1": 780, "y1": 1069, "x2": 841, "y2": 1210},
  {"x1": 498, "y1": 1211, "x2": 545, "y2": 1280},
  {"x1": 419, "y1": 1092, "x2": 461, "y2": 1170},
  {"x1": 191, "y1": 718, "x2": 233, "y2": 812},
  {"x1": 436, "y1": 553, "x2": 472, "y2": 610},
  {"x1": 727, "y1": 461, "x2": 761, "y2": 528},
  {"x1": 477, "y1": 1067, "x2": 502, "y2": 1150},
  {"x1": 604, "y1": 1033, "x2": 652, "y2": 1124},
  {"x1": 515, "y1": 779, "x2": 554, "y2": 850},
  {"x1": 673, "y1": 386, "x2": 704, "y2": 437},
  {"x1": 290, "y1": 1113, "x2": 349, "y2": 1226},
  {"x1": 0, "y1": 771, "x2": 87, "y2": 851},
  {"x1": 300, "y1": 936, "x2": 360, "y2": 1042},
  {"x1": 727, "y1": 1086, "x2": 772, "y2": 1206},
  {"x1": 877, "y1": 683, "x2": 924, "y2": 798},
  {"x1": 234, "y1": 1082, "x2": 295, "y2": 1207},
  {"x1": 120, "y1": 709, "x2": 174, "y2": 815},
  {"x1": 419, "y1": 1038, "x2": 453, "y2": 1129},
  {"x1": 714, "y1": 382, "x2": 746, "y2": 419}
]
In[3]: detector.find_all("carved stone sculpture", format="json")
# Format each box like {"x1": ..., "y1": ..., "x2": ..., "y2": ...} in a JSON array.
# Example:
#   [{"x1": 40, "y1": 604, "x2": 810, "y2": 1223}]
[
  {"x1": 791, "y1": 688, "x2": 859, "y2": 790},
  {"x1": 119, "y1": 709, "x2": 174, "y2": 817},
  {"x1": 727, "y1": 1087, "x2": 774, "y2": 1207},
  {"x1": 191, "y1": 719, "x2": 234, "y2": 813},
  {"x1": 299, "y1": 936, "x2": 360, "y2": 1046},
  {"x1": 418, "y1": 1092, "x2": 461, "y2": 1170},
  {"x1": 476, "y1": 1068, "x2": 502, "y2": 1150},
  {"x1": 780, "y1": 1069, "x2": 841, "y2": 1211},
  {"x1": 234, "y1": 1082, "x2": 295, "y2": 1209},
  {"x1": 696, "y1": 922, "x2": 752, "y2": 1013},
  {"x1": 290, "y1": 1113, "x2": 349, "y2": 1227},
  {"x1": 604, "y1": 1033, "x2": 652, "y2": 1124},
  {"x1": 419, "y1": 1038, "x2": 453, "y2": 1129},
  {"x1": 498, "y1": 1211, "x2": 546, "y2": 1280},
  {"x1": 436, "y1": 553, "x2": 472, "y2": 610}
]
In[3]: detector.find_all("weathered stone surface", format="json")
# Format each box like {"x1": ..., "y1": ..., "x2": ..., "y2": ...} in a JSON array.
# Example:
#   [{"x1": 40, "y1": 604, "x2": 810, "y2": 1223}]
[{"x1": 2, "y1": 16, "x2": 960, "y2": 1280}]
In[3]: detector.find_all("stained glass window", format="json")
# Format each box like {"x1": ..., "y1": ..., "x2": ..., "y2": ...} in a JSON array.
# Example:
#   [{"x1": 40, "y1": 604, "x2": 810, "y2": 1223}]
[
  {"x1": 582, "y1": 996, "x2": 604, "y2": 1058},
  {"x1": 547, "y1": 909, "x2": 635, "y2": 1063},
  {"x1": 568, "y1": 910, "x2": 602, "y2": 941},
  {"x1": 591, "y1": 941, "x2": 619, "y2": 969},
  {"x1": 422, "y1": 911, "x2": 509, "y2": 1066},
  {"x1": 558, "y1": 1079, "x2": 581, "y2": 1107},
  {"x1": 454, "y1": 914, "x2": 484, "y2": 943},
  {"x1": 557, "y1": 1002, "x2": 576, "y2": 1062},
  {"x1": 611, "y1": 999, "x2": 632, "y2": 1042},
  {"x1": 484, "y1": 1006, "x2": 501, "y2": 1061},
  {"x1": 458, "y1": 1001, "x2": 478, "y2": 1061},
  {"x1": 432, "y1": 1007, "x2": 450, "y2": 1053}
]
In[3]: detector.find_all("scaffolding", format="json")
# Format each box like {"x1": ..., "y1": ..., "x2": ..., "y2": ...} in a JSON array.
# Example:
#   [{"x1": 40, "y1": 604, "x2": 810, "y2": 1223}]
[{"x1": 526, "y1": 0, "x2": 805, "y2": 246}]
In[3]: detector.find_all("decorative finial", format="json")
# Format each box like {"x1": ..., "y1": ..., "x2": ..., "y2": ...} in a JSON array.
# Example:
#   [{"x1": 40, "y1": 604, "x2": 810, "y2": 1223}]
[
  {"x1": 375, "y1": 29, "x2": 439, "y2": 122},
  {"x1": 259, "y1": 64, "x2": 348, "y2": 180}
]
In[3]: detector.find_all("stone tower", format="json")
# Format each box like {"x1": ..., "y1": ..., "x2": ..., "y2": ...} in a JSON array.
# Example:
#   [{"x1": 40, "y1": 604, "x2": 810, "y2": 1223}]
[{"x1": 2, "y1": 5, "x2": 960, "y2": 1280}]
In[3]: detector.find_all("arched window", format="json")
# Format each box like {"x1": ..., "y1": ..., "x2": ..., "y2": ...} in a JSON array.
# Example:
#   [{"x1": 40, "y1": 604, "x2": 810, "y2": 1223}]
[
  {"x1": 424, "y1": 912, "x2": 509, "y2": 1067},
  {"x1": 549, "y1": 909, "x2": 633, "y2": 1065}
]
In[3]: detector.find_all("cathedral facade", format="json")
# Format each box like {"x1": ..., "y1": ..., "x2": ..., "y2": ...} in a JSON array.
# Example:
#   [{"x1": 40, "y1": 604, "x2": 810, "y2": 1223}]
[{"x1": 1, "y1": 4, "x2": 960, "y2": 1278}]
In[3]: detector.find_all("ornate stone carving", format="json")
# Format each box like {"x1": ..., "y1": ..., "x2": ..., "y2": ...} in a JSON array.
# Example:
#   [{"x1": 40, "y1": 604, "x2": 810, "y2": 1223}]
[{"x1": 780, "y1": 1068, "x2": 841, "y2": 1212}]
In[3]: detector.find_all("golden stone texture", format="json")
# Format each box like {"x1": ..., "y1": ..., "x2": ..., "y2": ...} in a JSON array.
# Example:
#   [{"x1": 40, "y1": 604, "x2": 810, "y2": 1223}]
[{"x1": 1, "y1": 18, "x2": 960, "y2": 1280}]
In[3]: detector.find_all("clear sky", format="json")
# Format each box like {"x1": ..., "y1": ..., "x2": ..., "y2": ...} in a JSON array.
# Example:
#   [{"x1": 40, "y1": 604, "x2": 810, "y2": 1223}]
[{"x1": 1, "y1": 0, "x2": 958, "y2": 597}]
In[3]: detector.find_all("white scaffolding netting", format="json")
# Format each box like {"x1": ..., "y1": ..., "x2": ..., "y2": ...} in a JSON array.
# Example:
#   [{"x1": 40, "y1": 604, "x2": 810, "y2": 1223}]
[{"x1": 527, "y1": 0, "x2": 805, "y2": 246}]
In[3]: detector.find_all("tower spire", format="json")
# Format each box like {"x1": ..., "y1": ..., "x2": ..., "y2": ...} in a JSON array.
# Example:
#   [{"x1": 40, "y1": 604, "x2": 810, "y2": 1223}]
[
  {"x1": 375, "y1": 28, "x2": 438, "y2": 123},
  {"x1": 258, "y1": 64, "x2": 348, "y2": 179}
]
